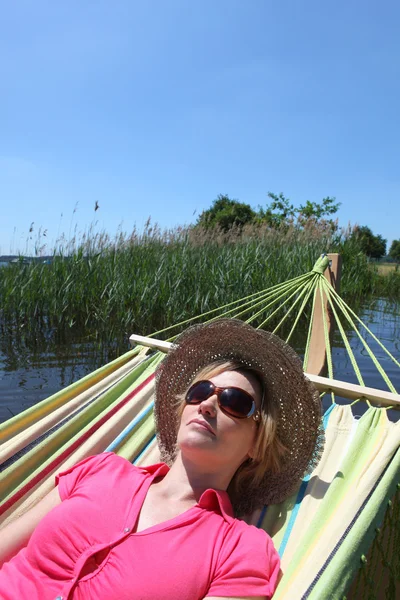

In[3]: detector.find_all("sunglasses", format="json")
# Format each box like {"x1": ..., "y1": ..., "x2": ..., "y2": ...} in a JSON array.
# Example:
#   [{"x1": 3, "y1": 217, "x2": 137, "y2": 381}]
[{"x1": 185, "y1": 380, "x2": 259, "y2": 420}]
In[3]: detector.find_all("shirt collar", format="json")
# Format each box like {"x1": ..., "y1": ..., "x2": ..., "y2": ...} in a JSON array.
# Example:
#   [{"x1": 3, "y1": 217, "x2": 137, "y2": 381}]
[
  {"x1": 197, "y1": 488, "x2": 234, "y2": 521},
  {"x1": 138, "y1": 462, "x2": 170, "y2": 477},
  {"x1": 138, "y1": 463, "x2": 234, "y2": 522}
]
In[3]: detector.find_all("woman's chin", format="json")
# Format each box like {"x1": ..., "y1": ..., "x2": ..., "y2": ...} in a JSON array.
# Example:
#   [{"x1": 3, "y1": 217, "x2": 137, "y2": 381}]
[{"x1": 178, "y1": 433, "x2": 217, "y2": 455}]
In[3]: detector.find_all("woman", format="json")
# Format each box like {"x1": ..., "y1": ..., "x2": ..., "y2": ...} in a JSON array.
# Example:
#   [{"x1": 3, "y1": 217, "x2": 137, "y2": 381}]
[{"x1": 0, "y1": 319, "x2": 324, "y2": 599}]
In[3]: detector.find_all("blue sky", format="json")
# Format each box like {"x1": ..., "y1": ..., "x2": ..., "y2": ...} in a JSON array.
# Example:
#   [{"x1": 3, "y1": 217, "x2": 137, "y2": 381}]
[{"x1": 1, "y1": 1, "x2": 399, "y2": 255}]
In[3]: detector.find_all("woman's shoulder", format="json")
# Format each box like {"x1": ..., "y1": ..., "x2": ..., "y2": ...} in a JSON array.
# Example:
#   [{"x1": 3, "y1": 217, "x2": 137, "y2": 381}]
[
  {"x1": 56, "y1": 451, "x2": 135, "y2": 478},
  {"x1": 227, "y1": 516, "x2": 274, "y2": 552},
  {"x1": 208, "y1": 516, "x2": 281, "y2": 598},
  {"x1": 55, "y1": 453, "x2": 153, "y2": 500},
  {"x1": 222, "y1": 516, "x2": 280, "y2": 573}
]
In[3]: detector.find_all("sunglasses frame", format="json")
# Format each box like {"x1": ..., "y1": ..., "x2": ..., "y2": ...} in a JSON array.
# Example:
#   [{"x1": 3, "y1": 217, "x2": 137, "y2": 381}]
[{"x1": 185, "y1": 380, "x2": 260, "y2": 421}]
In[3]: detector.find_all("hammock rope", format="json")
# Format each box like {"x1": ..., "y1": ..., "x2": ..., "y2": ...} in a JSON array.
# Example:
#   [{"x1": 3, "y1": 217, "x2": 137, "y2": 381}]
[
  {"x1": 279, "y1": 278, "x2": 316, "y2": 344},
  {"x1": 321, "y1": 278, "x2": 397, "y2": 394},
  {"x1": 149, "y1": 272, "x2": 312, "y2": 340},
  {"x1": 324, "y1": 287, "x2": 365, "y2": 387}
]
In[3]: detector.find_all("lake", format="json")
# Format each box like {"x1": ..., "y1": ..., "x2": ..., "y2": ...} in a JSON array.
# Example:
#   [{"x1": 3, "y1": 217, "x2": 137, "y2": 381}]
[{"x1": 0, "y1": 297, "x2": 399, "y2": 424}]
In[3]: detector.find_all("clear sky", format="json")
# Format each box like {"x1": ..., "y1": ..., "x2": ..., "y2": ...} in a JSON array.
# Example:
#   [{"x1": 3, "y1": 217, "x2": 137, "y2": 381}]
[{"x1": 1, "y1": 1, "x2": 399, "y2": 255}]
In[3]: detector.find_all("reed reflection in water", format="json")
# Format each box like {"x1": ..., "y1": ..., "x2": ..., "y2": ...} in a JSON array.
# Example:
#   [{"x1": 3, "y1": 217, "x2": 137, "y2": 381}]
[{"x1": 0, "y1": 297, "x2": 398, "y2": 424}]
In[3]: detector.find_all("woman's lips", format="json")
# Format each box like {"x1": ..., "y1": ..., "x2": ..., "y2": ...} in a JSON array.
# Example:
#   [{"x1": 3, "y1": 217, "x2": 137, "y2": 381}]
[{"x1": 188, "y1": 419, "x2": 215, "y2": 435}]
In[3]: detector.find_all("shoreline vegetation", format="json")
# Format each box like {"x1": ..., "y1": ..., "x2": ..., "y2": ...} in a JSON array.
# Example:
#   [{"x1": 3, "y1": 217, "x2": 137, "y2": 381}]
[
  {"x1": 374, "y1": 262, "x2": 399, "y2": 276},
  {"x1": 1, "y1": 221, "x2": 399, "y2": 359}
]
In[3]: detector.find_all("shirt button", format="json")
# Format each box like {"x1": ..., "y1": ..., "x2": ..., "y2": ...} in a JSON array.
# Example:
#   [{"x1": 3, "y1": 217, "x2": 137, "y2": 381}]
[
  {"x1": 124, "y1": 527, "x2": 130, "y2": 533},
  {"x1": 55, "y1": 596, "x2": 63, "y2": 600}
]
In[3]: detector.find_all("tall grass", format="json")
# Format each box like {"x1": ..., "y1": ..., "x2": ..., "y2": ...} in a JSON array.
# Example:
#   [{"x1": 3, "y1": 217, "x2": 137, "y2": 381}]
[{"x1": 0, "y1": 221, "x2": 398, "y2": 354}]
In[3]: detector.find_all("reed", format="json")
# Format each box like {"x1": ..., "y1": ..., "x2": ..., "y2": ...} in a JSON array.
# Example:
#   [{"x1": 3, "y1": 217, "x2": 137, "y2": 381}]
[{"x1": 0, "y1": 221, "x2": 398, "y2": 353}]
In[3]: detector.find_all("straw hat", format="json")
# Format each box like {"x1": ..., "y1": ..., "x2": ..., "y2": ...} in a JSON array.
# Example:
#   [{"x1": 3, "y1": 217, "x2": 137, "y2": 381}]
[{"x1": 154, "y1": 319, "x2": 324, "y2": 513}]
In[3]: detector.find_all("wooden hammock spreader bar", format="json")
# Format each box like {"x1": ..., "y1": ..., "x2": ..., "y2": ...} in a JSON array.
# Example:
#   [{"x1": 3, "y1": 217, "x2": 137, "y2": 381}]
[
  {"x1": 308, "y1": 374, "x2": 400, "y2": 408},
  {"x1": 306, "y1": 253, "x2": 342, "y2": 376},
  {"x1": 130, "y1": 335, "x2": 172, "y2": 352},
  {"x1": 129, "y1": 335, "x2": 400, "y2": 408}
]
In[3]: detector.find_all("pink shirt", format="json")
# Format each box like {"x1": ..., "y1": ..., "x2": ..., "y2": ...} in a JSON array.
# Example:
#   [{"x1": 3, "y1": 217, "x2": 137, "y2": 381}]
[{"x1": 0, "y1": 452, "x2": 280, "y2": 599}]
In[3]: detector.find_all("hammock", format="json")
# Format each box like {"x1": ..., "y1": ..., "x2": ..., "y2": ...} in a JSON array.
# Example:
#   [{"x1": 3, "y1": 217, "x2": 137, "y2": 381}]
[{"x1": 0, "y1": 254, "x2": 399, "y2": 599}]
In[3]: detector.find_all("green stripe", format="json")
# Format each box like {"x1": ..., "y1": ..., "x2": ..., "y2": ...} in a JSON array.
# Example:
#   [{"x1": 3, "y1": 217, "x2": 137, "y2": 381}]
[
  {"x1": 0, "y1": 353, "x2": 162, "y2": 501},
  {"x1": 308, "y1": 448, "x2": 400, "y2": 599},
  {"x1": 274, "y1": 407, "x2": 387, "y2": 598},
  {"x1": 0, "y1": 347, "x2": 141, "y2": 444},
  {"x1": 116, "y1": 411, "x2": 156, "y2": 461},
  {"x1": 260, "y1": 489, "x2": 299, "y2": 549}
]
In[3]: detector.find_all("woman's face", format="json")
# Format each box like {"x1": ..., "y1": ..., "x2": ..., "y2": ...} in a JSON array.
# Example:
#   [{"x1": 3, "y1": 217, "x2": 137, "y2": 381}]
[{"x1": 176, "y1": 369, "x2": 263, "y2": 474}]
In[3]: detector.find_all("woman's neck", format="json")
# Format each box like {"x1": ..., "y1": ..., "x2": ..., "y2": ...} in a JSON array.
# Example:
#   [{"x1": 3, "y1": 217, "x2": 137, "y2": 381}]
[{"x1": 154, "y1": 452, "x2": 235, "y2": 505}]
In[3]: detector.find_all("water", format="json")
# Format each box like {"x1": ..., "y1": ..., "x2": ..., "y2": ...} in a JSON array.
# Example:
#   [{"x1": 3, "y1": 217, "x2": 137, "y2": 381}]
[
  {"x1": 0, "y1": 333, "x2": 120, "y2": 423},
  {"x1": 323, "y1": 297, "x2": 399, "y2": 419},
  {"x1": 0, "y1": 298, "x2": 399, "y2": 424}
]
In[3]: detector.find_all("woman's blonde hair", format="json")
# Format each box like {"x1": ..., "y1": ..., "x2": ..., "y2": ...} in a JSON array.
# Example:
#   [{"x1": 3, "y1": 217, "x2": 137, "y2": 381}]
[{"x1": 175, "y1": 359, "x2": 287, "y2": 514}]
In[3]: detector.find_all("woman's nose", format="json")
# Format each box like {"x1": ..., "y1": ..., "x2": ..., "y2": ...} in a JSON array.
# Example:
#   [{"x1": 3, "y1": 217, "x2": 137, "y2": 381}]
[{"x1": 198, "y1": 395, "x2": 218, "y2": 417}]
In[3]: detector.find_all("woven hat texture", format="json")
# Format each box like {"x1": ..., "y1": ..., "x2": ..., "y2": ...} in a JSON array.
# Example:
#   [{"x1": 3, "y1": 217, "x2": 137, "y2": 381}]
[{"x1": 154, "y1": 318, "x2": 324, "y2": 514}]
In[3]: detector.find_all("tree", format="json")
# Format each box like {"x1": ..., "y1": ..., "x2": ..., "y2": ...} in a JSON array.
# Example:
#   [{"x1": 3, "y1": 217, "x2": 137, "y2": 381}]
[
  {"x1": 389, "y1": 239, "x2": 400, "y2": 261},
  {"x1": 196, "y1": 195, "x2": 256, "y2": 232},
  {"x1": 298, "y1": 196, "x2": 341, "y2": 221},
  {"x1": 258, "y1": 193, "x2": 340, "y2": 229},
  {"x1": 257, "y1": 192, "x2": 296, "y2": 229},
  {"x1": 353, "y1": 226, "x2": 387, "y2": 259},
  {"x1": 197, "y1": 191, "x2": 341, "y2": 234}
]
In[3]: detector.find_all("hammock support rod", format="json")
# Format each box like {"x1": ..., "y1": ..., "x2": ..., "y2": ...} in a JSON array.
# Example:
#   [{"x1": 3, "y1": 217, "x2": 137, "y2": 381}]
[
  {"x1": 306, "y1": 252, "x2": 342, "y2": 376},
  {"x1": 129, "y1": 335, "x2": 400, "y2": 408}
]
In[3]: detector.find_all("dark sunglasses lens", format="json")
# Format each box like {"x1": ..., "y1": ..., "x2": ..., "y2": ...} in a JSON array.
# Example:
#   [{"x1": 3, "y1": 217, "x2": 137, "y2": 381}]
[
  {"x1": 220, "y1": 388, "x2": 253, "y2": 418},
  {"x1": 186, "y1": 381, "x2": 214, "y2": 404}
]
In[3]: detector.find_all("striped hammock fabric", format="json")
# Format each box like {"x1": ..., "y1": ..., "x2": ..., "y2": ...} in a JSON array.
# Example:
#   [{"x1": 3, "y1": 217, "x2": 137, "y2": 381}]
[
  {"x1": 1, "y1": 348, "x2": 399, "y2": 599},
  {"x1": 258, "y1": 404, "x2": 400, "y2": 598}
]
